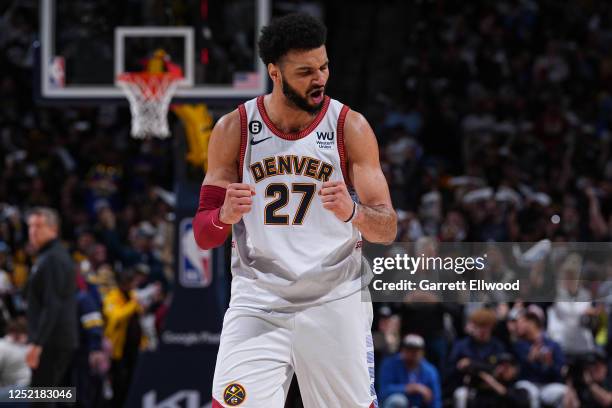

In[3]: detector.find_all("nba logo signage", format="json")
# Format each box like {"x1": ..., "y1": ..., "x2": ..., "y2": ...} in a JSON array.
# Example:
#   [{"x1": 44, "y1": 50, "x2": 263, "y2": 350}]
[{"x1": 179, "y1": 218, "x2": 212, "y2": 288}]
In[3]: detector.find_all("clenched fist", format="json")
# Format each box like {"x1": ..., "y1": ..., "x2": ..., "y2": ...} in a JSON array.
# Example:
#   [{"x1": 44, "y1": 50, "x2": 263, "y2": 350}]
[
  {"x1": 219, "y1": 183, "x2": 256, "y2": 224},
  {"x1": 319, "y1": 181, "x2": 355, "y2": 222}
]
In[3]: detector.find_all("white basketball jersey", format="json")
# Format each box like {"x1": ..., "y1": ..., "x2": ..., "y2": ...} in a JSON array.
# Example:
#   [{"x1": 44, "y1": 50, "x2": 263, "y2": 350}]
[{"x1": 230, "y1": 95, "x2": 364, "y2": 311}]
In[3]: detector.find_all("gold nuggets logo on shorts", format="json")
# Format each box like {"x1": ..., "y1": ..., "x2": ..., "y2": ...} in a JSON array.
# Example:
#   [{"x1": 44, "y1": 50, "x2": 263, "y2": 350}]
[{"x1": 223, "y1": 383, "x2": 246, "y2": 406}]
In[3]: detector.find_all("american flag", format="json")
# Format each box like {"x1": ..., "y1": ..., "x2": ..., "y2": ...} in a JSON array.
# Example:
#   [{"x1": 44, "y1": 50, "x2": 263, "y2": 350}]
[
  {"x1": 233, "y1": 72, "x2": 260, "y2": 90},
  {"x1": 49, "y1": 56, "x2": 65, "y2": 88}
]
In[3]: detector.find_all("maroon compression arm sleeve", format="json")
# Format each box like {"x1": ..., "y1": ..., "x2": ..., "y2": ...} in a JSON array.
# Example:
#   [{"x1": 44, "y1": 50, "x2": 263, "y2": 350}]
[{"x1": 193, "y1": 185, "x2": 231, "y2": 249}]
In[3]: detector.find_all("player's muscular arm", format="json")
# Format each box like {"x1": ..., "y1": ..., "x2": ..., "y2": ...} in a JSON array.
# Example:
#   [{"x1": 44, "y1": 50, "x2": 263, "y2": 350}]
[
  {"x1": 203, "y1": 109, "x2": 241, "y2": 188},
  {"x1": 320, "y1": 110, "x2": 397, "y2": 244},
  {"x1": 194, "y1": 110, "x2": 255, "y2": 250},
  {"x1": 203, "y1": 110, "x2": 256, "y2": 224},
  {"x1": 345, "y1": 111, "x2": 397, "y2": 243}
]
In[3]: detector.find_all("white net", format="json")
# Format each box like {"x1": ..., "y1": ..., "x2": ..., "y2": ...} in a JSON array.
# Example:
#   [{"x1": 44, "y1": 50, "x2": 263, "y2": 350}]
[{"x1": 117, "y1": 73, "x2": 181, "y2": 139}]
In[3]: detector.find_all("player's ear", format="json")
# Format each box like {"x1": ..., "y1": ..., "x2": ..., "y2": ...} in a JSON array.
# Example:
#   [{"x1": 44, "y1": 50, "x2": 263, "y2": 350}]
[{"x1": 268, "y1": 63, "x2": 280, "y2": 84}]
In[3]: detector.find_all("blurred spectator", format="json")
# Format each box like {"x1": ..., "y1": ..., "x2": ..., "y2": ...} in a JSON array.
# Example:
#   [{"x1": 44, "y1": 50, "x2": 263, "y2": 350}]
[
  {"x1": 547, "y1": 254, "x2": 596, "y2": 355},
  {"x1": 0, "y1": 241, "x2": 14, "y2": 335},
  {"x1": 72, "y1": 273, "x2": 108, "y2": 408},
  {"x1": 400, "y1": 237, "x2": 457, "y2": 371},
  {"x1": 72, "y1": 227, "x2": 96, "y2": 265},
  {"x1": 103, "y1": 266, "x2": 144, "y2": 407},
  {"x1": 514, "y1": 306, "x2": 568, "y2": 408},
  {"x1": 500, "y1": 305, "x2": 523, "y2": 350},
  {"x1": 0, "y1": 242, "x2": 12, "y2": 293},
  {"x1": 97, "y1": 208, "x2": 167, "y2": 290},
  {"x1": 597, "y1": 258, "x2": 612, "y2": 360},
  {"x1": 373, "y1": 306, "x2": 401, "y2": 364},
  {"x1": 82, "y1": 243, "x2": 110, "y2": 305},
  {"x1": 464, "y1": 353, "x2": 529, "y2": 408},
  {"x1": 133, "y1": 264, "x2": 163, "y2": 351},
  {"x1": 575, "y1": 350, "x2": 612, "y2": 407},
  {"x1": 0, "y1": 318, "x2": 30, "y2": 389},
  {"x1": 378, "y1": 334, "x2": 442, "y2": 408},
  {"x1": 480, "y1": 246, "x2": 516, "y2": 303},
  {"x1": 25, "y1": 207, "x2": 77, "y2": 392},
  {"x1": 447, "y1": 308, "x2": 506, "y2": 407}
]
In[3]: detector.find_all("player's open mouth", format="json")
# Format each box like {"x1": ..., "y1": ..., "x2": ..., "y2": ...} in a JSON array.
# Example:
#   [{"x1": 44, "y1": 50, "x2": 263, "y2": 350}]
[{"x1": 310, "y1": 89, "x2": 324, "y2": 104}]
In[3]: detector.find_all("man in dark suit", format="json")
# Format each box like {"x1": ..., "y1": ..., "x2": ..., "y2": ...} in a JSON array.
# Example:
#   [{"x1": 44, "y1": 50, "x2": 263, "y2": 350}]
[{"x1": 25, "y1": 207, "x2": 77, "y2": 388}]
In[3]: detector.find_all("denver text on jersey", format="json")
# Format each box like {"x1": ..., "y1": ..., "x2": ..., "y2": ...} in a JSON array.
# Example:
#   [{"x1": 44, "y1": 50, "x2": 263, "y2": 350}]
[{"x1": 249, "y1": 155, "x2": 334, "y2": 183}]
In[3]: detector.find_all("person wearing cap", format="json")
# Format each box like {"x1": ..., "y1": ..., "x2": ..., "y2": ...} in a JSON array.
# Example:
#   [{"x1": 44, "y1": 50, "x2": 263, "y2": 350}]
[
  {"x1": 468, "y1": 352, "x2": 530, "y2": 408},
  {"x1": 378, "y1": 334, "x2": 442, "y2": 408},
  {"x1": 97, "y1": 212, "x2": 167, "y2": 290},
  {"x1": 373, "y1": 306, "x2": 401, "y2": 362},
  {"x1": 514, "y1": 306, "x2": 568, "y2": 408},
  {"x1": 575, "y1": 350, "x2": 612, "y2": 407},
  {"x1": 446, "y1": 308, "x2": 506, "y2": 399}
]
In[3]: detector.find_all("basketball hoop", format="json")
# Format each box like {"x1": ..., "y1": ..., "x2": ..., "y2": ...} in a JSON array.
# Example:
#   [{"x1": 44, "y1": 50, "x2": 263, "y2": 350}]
[{"x1": 117, "y1": 72, "x2": 182, "y2": 139}]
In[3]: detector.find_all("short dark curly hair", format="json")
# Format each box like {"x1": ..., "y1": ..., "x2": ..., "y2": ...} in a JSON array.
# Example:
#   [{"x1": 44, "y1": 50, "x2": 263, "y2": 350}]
[{"x1": 258, "y1": 13, "x2": 327, "y2": 65}]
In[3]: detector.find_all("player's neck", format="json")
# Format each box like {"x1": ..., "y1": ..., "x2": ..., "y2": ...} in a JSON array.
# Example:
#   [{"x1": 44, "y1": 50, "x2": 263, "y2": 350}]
[{"x1": 264, "y1": 91, "x2": 318, "y2": 134}]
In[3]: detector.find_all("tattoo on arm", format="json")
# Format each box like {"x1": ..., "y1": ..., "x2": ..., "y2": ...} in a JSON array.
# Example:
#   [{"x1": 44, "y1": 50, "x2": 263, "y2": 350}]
[{"x1": 352, "y1": 203, "x2": 397, "y2": 244}]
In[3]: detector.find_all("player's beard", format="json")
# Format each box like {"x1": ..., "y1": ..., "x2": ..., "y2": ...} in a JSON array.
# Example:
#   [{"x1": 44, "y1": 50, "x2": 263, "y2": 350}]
[{"x1": 281, "y1": 76, "x2": 325, "y2": 115}]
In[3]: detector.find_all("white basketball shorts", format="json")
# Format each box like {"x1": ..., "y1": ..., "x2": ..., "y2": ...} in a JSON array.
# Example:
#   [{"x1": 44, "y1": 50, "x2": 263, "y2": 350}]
[{"x1": 211, "y1": 290, "x2": 378, "y2": 407}]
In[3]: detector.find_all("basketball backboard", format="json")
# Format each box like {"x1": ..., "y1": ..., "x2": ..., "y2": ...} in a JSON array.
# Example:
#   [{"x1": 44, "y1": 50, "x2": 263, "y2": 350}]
[{"x1": 40, "y1": 0, "x2": 269, "y2": 102}]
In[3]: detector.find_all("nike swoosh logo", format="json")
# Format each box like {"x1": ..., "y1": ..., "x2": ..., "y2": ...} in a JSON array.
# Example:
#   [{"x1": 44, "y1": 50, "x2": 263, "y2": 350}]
[{"x1": 250, "y1": 137, "x2": 272, "y2": 146}]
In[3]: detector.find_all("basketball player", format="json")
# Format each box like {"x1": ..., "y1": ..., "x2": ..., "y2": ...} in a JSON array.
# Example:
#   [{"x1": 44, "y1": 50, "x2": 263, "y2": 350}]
[{"x1": 193, "y1": 13, "x2": 397, "y2": 407}]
